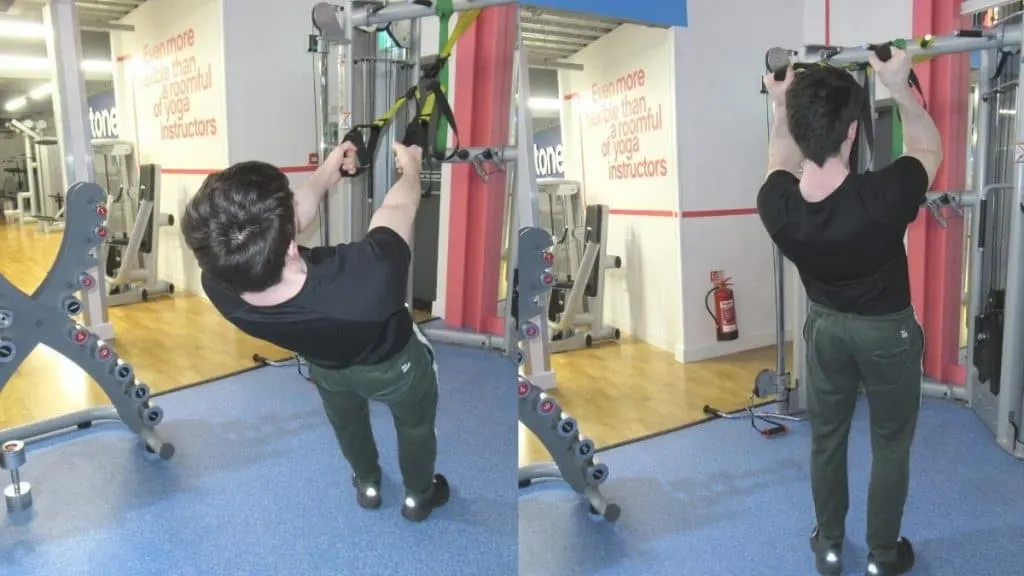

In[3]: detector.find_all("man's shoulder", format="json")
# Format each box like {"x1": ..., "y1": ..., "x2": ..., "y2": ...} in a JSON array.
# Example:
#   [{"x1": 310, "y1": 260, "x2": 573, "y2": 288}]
[
  {"x1": 757, "y1": 170, "x2": 800, "y2": 229},
  {"x1": 199, "y1": 271, "x2": 242, "y2": 312}
]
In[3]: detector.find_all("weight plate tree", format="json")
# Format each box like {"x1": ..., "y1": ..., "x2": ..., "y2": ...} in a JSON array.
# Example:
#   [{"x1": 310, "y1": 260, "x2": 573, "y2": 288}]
[
  {"x1": 516, "y1": 225, "x2": 620, "y2": 521},
  {"x1": 0, "y1": 182, "x2": 174, "y2": 459}
]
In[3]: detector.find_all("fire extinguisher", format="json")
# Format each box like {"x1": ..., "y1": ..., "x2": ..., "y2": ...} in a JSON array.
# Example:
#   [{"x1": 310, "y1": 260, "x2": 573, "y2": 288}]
[{"x1": 705, "y1": 277, "x2": 739, "y2": 341}]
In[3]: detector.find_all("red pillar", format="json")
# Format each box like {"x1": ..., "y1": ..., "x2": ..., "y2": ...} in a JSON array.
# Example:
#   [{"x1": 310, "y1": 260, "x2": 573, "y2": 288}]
[
  {"x1": 908, "y1": 0, "x2": 970, "y2": 385},
  {"x1": 444, "y1": 6, "x2": 516, "y2": 335}
]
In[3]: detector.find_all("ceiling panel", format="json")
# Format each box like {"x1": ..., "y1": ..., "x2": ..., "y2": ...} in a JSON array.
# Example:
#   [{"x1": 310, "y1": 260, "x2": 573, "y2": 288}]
[
  {"x1": 0, "y1": 2, "x2": 140, "y2": 126},
  {"x1": 6, "y1": 0, "x2": 145, "y2": 25},
  {"x1": 521, "y1": 5, "x2": 621, "y2": 66}
]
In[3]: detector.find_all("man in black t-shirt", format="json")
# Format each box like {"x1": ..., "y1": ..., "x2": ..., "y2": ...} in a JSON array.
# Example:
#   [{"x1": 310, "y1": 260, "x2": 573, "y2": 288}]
[
  {"x1": 758, "y1": 49, "x2": 942, "y2": 576},
  {"x1": 180, "y1": 141, "x2": 450, "y2": 522}
]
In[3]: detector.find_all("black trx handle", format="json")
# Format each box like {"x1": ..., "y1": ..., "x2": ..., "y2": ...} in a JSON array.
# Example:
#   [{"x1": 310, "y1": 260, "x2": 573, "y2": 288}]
[
  {"x1": 402, "y1": 119, "x2": 427, "y2": 149},
  {"x1": 867, "y1": 41, "x2": 926, "y2": 103},
  {"x1": 339, "y1": 127, "x2": 374, "y2": 178},
  {"x1": 869, "y1": 42, "x2": 894, "y2": 62}
]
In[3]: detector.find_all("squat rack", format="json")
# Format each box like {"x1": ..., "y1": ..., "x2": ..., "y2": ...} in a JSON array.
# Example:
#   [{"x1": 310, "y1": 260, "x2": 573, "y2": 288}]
[
  {"x1": 307, "y1": 2, "x2": 616, "y2": 516},
  {"x1": 760, "y1": 20, "x2": 1024, "y2": 459}
]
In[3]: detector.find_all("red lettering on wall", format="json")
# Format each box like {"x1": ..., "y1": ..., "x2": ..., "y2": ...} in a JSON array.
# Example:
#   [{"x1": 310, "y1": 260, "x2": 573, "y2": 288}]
[
  {"x1": 583, "y1": 67, "x2": 668, "y2": 181},
  {"x1": 137, "y1": 27, "x2": 218, "y2": 141}
]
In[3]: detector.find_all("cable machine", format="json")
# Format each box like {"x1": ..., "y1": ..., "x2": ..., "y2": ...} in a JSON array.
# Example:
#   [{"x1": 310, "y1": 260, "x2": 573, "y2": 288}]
[{"x1": 742, "y1": 20, "x2": 1024, "y2": 459}]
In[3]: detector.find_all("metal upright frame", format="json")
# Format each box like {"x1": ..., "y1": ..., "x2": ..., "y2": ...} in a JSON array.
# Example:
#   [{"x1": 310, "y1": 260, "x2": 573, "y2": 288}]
[
  {"x1": 310, "y1": 0, "x2": 517, "y2": 354},
  {"x1": 44, "y1": 0, "x2": 113, "y2": 341},
  {"x1": 771, "y1": 22, "x2": 1024, "y2": 458}
]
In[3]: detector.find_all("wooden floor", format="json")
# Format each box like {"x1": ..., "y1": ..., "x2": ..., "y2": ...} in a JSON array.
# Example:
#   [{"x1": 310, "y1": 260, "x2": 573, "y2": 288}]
[
  {"x1": 1, "y1": 219, "x2": 788, "y2": 469},
  {"x1": 518, "y1": 339, "x2": 790, "y2": 465}
]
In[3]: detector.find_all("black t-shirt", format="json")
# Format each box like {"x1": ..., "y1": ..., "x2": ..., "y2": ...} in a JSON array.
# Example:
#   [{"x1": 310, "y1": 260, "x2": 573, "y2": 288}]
[
  {"x1": 757, "y1": 156, "x2": 929, "y2": 316},
  {"x1": 202, "y1": 227, "x2": 414, "y2": 368}
]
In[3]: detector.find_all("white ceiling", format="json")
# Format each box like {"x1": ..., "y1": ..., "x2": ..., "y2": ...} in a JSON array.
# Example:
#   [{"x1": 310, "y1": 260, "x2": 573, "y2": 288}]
[
  {"x1": 9, "y1": 0, "x2": 144, "y2": 24},
  {"x1": 521, "y1": 5, "x2": 621, "y2": 67}
]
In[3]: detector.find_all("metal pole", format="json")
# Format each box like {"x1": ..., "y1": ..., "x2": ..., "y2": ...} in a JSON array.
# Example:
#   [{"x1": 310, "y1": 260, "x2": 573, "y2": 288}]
[
  {"x1": 997, "y1": 34, "x2": 1024, "y2": 455},
  {"x1": 798, "y1": 28, "x2": 1023, "y2": 67},
  {"x1": 513, "y1": 16, "x2": 556, "y2": 391},
  {"x1": 407, "y1": 19, "x2": 422, "y2": 309},
  {"x1": 774, "y1": 246, "x2": 786, "y2": 378},
  {"x1": 313, "y1": 37, "x2": 332, "y2": 246},
  {"x1": 966, "y1": 50, "x2": 995, "y2": 407},
  {"x1": 43, "y1": 0, "x2": 113, "y2": 341},
  {"x1": 443, "y1": 146, "x2": 519, "y2": 162}
]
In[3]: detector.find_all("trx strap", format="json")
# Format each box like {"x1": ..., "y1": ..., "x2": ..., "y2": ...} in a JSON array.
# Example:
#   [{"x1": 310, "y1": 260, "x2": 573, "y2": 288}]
[
  {"x1": 340, "y1": 6, "x2": 479, "y2": 178},
  {"x1": 855, "y1": 40, "x2": 927, "y2": 161}
]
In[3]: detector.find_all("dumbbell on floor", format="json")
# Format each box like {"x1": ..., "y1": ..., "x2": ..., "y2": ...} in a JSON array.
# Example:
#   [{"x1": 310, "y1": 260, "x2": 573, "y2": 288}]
[{"x1": 1, "y1": 440, "x2": 32, "y2": 512}]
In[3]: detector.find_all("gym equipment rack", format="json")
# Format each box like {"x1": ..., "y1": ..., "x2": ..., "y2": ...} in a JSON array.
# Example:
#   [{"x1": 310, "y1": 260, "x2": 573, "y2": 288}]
[{"x1": 0, "y1": 182, "x2": 174, "y2": 459}]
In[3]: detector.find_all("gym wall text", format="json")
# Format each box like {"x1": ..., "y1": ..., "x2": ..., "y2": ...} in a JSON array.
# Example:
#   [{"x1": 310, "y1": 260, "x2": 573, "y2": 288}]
[
  {"x1": 586, "y1": 68, "x2": 669, "y2": 181},
  {"x1": 138, "y1": 28, "x2": 218, "y2": 141}
]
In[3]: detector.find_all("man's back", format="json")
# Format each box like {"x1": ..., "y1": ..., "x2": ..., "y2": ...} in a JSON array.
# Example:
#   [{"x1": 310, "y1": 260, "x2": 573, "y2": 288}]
[
  {"x1": 202, "y1": 227, "x2": 414, "y2": 368},
  {"x1": 757, "y1": 156, "x2": 930, "y2": 316}
]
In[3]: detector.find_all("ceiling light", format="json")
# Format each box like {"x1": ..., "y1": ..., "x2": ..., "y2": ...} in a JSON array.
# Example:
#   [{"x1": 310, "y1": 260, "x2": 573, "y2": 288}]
[
  {"x1": 0, "y1": 20, "x2": 46, "y2": 40},
  {"x1": 28, "y1": 83, "x2": 52, "y2": 99},
  {"x1": 4, "y1": 96, "x2": 27, "y2": 112},
  {"x1": 80, "y1": 59, "x2": 113, "y2": 72},
  {"x1": 528, "y1": 97, "x2": 562, "y2": 111},
  {"x1": 0, "y1": 55, "x2": 114, "y2": 72}
]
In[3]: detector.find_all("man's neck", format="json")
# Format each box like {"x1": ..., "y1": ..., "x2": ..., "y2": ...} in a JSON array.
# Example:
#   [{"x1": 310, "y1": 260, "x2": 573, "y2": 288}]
[
  {"x1": 800, "y1": 157, "x2": 850, "y2": 202},
  {"x1": 241, "y1": 261, "x2": 308, "y2": 307}
]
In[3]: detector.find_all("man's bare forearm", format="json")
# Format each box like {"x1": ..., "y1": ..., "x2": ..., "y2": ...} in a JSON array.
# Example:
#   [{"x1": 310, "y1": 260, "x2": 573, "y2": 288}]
[
  {"x1": 294, "y1": 165, "x2": 338, "y2": 232},
  {"x1": 767, "y1": 104, "x2": 803, "y2": 176},
  {"x1": 367, "y1": 174, "x2": 422, "y2": 245},
  {"x1": 379, "y1": 174, "x2": 423, "y2": 212},
  {"x1": 891, "y1": 87, "x2": 941, "y2": 158}
]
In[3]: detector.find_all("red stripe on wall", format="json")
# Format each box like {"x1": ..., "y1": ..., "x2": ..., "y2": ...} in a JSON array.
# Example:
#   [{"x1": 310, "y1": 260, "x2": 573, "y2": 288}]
[
  {"x1": 609, "y1": 208, "x2": 678, "y2": 217},
  {"x1": 683, "y1": 208, "x2": 759, "y2": 218},
  {"x1": 116, "y1": 54, "x2": 131, "y2": 62},
  {"x1": 608, "y1": 207, "x2": 759, "y2": 218},
  {"x1": 160, "y1": 165, "x2": 317, "y2": 176}
]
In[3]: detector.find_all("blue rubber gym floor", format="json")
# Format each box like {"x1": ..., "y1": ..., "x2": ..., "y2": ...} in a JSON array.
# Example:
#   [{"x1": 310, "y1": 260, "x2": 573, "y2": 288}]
[
  {"x1": 520, "y1": 398, "x2": 1024, "y2": 576},
  {"x1": 0, "y1": 343, "x2": 517, "y2": 576}
]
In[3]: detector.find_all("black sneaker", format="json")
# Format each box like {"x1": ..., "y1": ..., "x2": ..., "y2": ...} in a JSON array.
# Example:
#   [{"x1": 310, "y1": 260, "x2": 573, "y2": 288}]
[
  {"x1": 352, "y1": 476, "x2": 382, "y2": 510},
  {"x1": 401, "y1": 474, "x2": 450, "y2": 522},
  {"x1": 809, "y1": 526, "x2": 843, "y2": 575},
  {"x1": 865, "y1": 537, "x2": 915, "y2": 575}
]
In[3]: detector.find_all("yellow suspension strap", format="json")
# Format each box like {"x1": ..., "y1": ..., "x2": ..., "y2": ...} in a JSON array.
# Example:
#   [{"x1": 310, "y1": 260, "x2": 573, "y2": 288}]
[
  {"x1": 414, "y1": 4, "x2": 481, "y2": 160},
  {"x1": 339, "y1": 5, "x2": 479, "y2": 177}
]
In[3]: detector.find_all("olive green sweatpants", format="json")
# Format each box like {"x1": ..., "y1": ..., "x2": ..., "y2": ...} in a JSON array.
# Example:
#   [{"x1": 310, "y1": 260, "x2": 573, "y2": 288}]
[
  {"x1": 804, "y1": 302, "x2": 923, "y2": 564},
  {"x1": 308, "y1": 329, "x2": 439, "y2": 497}
]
